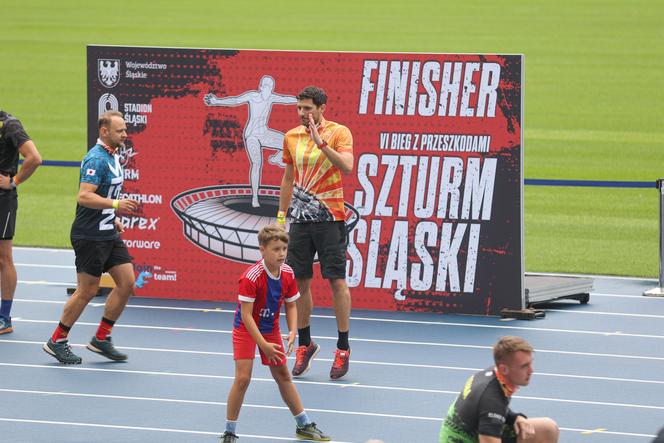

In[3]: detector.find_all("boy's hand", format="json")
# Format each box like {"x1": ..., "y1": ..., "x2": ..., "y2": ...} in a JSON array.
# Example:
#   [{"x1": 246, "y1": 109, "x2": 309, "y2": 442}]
[
  {"x1": 285, "y1": 331, "x2": 296, "y2": 355},
  {"x1": 260, "y1": 342, "x2": 285, "y2": 364}
]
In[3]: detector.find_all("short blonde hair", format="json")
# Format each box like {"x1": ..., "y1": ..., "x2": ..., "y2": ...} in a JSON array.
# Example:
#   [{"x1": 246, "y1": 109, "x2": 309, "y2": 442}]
[
  {"x1": 493, "y1": 336, "x2": 533, "y2": 365},
  {"x1": 258, "y1": 225, "x2": 289, "y2": 246}
]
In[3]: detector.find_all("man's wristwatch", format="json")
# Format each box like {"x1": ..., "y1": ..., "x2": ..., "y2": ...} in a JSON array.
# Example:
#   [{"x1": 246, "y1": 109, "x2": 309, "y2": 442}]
[{"x1": 318, "y1": 140, "x2": 328, "y2": 149}]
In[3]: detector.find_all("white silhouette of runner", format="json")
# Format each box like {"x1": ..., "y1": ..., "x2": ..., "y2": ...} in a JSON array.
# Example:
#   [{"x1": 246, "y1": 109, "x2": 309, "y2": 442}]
[{"x1": 204, "y1": 75, "x2": 296, "y2": 207}]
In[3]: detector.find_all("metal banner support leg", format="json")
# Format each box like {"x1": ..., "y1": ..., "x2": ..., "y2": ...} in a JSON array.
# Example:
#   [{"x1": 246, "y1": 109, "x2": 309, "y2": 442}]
[{"x1": 644, "y1": 178, "x2": 664, "y2": 296}]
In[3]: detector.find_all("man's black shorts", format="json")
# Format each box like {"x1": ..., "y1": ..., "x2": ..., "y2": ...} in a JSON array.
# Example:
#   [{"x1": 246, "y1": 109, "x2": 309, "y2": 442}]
[
  {"x1": 286, "y1": 221, "x2": 347, "y2": 280},
  {"x1": 0, "y1": 190, "x2": 18, "y2": 240},
  {"x1": 71, "y1": 237, "x2": 132, "y2": 277}
]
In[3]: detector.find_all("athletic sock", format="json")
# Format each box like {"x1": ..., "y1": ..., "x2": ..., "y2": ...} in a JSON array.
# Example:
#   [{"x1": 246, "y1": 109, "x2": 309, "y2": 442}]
[
  {"x1": 337, "y1": 330, "x2": 349, "y2": 351},
  {"x1": 225, "y1": 420, "x2": 237, "y2": 434},
  {"x1": 295, "y1": 410, "x2": 310, "y2": 428},
  {"x1": 0, "y1": 299, "x2": 12, "y2": 320},
  {"x1": 298, "y1": 326, "x2": 311, "y2": 347},
  {"x1": 51, "y1": 322, "x2": 71, "y2": 342},
  {"x1": 95, "y1": 317, "x2": 115, "y2": 341}
]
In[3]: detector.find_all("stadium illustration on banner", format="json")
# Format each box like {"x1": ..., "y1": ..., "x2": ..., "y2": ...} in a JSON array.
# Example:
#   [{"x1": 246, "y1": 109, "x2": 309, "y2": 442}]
[
  {"x1": 86, "y1": 45, "x2": 523, "y2": 315},
  {"x1": 169, "y1": 74, "x2": 359, "y2": 264},
  {"x1": 171, "y1": 185, "x2": 359, "y2": 264}
]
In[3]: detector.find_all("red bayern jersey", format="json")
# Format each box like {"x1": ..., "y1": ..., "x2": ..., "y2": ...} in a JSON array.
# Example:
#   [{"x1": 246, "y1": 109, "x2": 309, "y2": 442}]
[{"x1": 233, "y1": 260, "x2": 300, "y2": 334}]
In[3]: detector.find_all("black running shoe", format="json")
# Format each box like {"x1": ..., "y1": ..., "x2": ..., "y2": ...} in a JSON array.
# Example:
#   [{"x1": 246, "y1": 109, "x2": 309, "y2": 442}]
[
  {"x1": 220, "y1": 431, "x2": 238, "y2": 443},
  {"x1": 296, "y1": 422, "x2": 331, "y2": 441},
  {"x1": 43, "y1": 339, "x2": 82, "y2": 364},
  {"x1": 0, "y1": 316, "x2": 12, "y2": 335},
  {"x1": 87, "y1": 336, "x2": 128, "y2": 361}
]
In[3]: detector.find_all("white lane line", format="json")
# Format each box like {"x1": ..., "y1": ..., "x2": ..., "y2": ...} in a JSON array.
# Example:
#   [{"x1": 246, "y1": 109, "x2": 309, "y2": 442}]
[
  {"x1": 0, "y1": 417, "x2": 353, "y2": 442},
  {"x1": 17, "y1": 297, "x2": 664, "y2": 337},
  {"x1": 17, "y1": 293, "x2": 664, "y2": 313},
  {"x1": 545, "y1": 309, "x2": 664, "y2": 319},
  {"x1": 536, "y1": 348, "x2": 664, "y2": 362},
  {"x1": 16, "y1": 298, "x2": 219, "y2": 312},
  {"x1": 0, "y1": 361, "x2": 451, "y2": 394},
  {"x1": 4, "y1": 339, "x2": 664, "y2": 386},
  {"x1": 4, "y1": 339, "x2": 235, "y2": 356},
  {"x1": 592, "y1": 292, "x2": 664, "y2": 299},
  {"x1": 342, "y1": 317, "x2": 664, "y2": 339},
  {"x1": 559, "y1": 426, "x2": 654, "y2": 439},
  {"x1": 16, "y1": 296, "x2": 659, "y2": 317},
  {"x1": 17, "y1": 295, "x2": 664, "y2": 320},
  {"x1": 12, "y1": 316, "x2": 664, "y2": 341},
  {"x1": 2, "y1": 362, "x2": 664, "y2": 411},
  {"x1": 0, "y1": 388, "x2": 439, "y2": 421},
  {"x1": 532, "y1": 371, "x2": 664, "y2": 385},
  {"x1": 14, "y1": 318, "x2": 232, "y2": 334},
  {"x1": 9, "y1": 318, "x2": 664, "y2": 361},
  {"x1": 18, "y1": 281, "x2": 74, "y2": 287},
  {"x1": 15, "y1": 263, "x2": 76, "y2": 269},
  {"x1": 0, "y1": 416, "x2": 653, "y2": 440}
]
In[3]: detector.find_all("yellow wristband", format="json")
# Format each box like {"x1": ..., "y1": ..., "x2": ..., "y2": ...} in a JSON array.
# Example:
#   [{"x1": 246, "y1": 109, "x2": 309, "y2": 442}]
[
  {"x1": 276, "y1": 210, "x2": 286, "y2": 225},
  {"x1": 112, "y1": 199, "x2": 120, "y2": 210}
]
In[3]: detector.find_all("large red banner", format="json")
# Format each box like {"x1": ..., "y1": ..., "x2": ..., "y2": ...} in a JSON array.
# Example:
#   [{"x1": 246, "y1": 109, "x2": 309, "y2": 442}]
[{"x1": 87, "y1": 46, "x2": 523, "y2": 315}]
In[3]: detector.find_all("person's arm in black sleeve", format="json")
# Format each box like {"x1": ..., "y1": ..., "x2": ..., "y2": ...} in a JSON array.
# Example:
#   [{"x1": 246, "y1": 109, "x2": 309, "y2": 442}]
[
  {"x1": 0, "y1": 119, "x2": 41, "y2": 190},
  {"x1": 477, "y1": 390, "x2": 508, "y2": 438},
  {"x1": 505, "y1": 408, "x2": 527, "y2": 427}
]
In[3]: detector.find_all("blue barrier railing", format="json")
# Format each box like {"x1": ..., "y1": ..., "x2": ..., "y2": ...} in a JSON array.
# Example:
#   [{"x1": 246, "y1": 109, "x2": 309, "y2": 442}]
[
  {"x1": 30, "y1": 161, "x2": 658, "y2": 189},
  {"x1": 524, "y1": 179, "x2": 656, "y2": 188},
  {"x1": 40, "y1": 160, "x2": 80, "y2": 167}
]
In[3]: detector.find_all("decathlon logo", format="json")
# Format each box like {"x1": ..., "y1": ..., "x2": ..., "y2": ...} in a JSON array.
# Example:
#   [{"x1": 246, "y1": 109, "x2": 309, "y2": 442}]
[
  {"x1": 99, "y1": 93, "x2": 119, "y2": 117},
  {"x1": 98, "y1": 59, "x2": 120, "y2": 88}
]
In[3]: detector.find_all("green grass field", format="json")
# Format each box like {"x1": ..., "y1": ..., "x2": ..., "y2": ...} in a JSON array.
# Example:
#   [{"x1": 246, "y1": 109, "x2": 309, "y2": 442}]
[{"x1": 2, "y1": 0, "x2": 662, "y2": 276}]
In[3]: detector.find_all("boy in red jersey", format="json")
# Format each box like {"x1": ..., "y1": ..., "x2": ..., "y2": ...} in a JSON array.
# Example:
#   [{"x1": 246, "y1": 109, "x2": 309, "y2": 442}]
[{"x1": 220, "y1": 225, "x2": 330, "y2": 443}]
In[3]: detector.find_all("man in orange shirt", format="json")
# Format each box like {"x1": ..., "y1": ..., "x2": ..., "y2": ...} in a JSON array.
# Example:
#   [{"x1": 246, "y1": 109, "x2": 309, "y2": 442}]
[{"x1": 278, "y1": 86, "x2": 354, "y2": 380}]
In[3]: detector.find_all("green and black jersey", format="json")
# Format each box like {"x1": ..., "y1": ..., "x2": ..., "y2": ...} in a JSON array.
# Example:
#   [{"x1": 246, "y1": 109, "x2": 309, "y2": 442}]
[{"x1": 440, "y1": 367, "x2": 520, "y2": 443}]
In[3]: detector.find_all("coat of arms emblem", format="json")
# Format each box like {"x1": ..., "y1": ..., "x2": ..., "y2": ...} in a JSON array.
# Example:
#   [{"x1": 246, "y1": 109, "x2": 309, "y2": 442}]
[{"x1": 98, "y1": 59, "x2": 120, "y2": 88}]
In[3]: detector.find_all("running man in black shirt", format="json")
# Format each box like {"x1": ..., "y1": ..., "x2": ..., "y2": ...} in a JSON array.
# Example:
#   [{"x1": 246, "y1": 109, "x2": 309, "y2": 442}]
[
  {"x1": 440, "y1": 336, "x2": 559, "y2": 442},
  {"x1": 43, "y1": 111, "x2": 138, "y2": 364},
  {"x1": 0, "y1": 111, "x2": 42, "y2": 334}
]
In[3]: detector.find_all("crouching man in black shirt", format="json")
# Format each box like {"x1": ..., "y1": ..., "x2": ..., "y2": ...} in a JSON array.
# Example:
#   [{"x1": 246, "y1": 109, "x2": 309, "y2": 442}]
[{"x1": 440, "y1": 336, "x2": 559, "y2": 443}]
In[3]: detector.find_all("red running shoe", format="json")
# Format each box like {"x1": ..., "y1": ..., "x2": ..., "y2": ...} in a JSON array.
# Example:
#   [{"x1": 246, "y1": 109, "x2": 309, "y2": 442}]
[
  {"x1": 330, "y1": 348, "x2": 350, "y2": 380},
  {"x1": 292, "y1": 342, "x2": 320, "y2": 377}
]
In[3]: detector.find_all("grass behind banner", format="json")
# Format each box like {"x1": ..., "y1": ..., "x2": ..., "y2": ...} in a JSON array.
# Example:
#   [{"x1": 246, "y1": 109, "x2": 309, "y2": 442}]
[
  {"x1": 17, "y1": 168, "x2": 79, "y2": 248},
  {"x1": 2, "y1": 0, "x2": 662, "y2": 276}
]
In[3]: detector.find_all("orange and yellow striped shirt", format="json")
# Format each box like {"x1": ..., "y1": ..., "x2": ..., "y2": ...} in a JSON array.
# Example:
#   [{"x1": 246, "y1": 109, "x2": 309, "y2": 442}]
[{"x1": 282, "y1": 117, "x2": 353, "y2": 222}]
